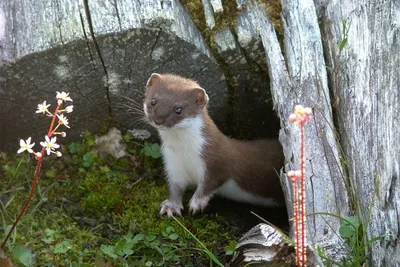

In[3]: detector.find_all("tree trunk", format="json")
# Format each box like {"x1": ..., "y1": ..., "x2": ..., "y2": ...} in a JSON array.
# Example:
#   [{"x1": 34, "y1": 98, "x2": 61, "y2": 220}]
[
  {"x1": 316, "y1": 0, "x2": 400, "y2": 265},
  {"x1": 256, "y1": 0, "x2": 350, "y2": 262}
]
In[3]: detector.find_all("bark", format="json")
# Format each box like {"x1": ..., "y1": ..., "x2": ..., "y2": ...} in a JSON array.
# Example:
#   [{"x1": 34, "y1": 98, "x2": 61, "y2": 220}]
[
  {"x1": 229, "y1": 223, "x2": 316, "y2": 267},
  {"x1": 255, "y1": 0, "x2": 350, "y2": 262},
  {"x1": 316, "y1": 0, "x2": 400, "y2": 265}
]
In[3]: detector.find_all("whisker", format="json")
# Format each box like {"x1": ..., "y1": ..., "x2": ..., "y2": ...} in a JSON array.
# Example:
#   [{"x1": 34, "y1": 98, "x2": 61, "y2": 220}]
[
  {"x1": 111, "y1": 93, "x2": 145, "y2": 106},
  {"x1": 128, "y1": 118, "x2": 151, "y2": 129},
  {"x1": 111, "y1": 91, "x2": 144, "y2": 102},
  {"x1": 114, "y1": 104, "x2": 145, "y2": 114},
  {"x1": 114, "y1": 102, "x2": 144, "y2": 110}
]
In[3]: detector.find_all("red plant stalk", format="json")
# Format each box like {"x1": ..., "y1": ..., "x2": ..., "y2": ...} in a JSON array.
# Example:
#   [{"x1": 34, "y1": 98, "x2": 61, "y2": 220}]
[
  {"x1": 299, "y1": 122, "x2": 306, "y2": 266},
  {"x1": 288, "y1": 105, "x2": 312, "y2": 267},
  {"x1": 291, "y1": 175, "x2": 300, "y2": 265},
  {"x1": 1, "y1": 104, "x2": 61, "y2": 250}
]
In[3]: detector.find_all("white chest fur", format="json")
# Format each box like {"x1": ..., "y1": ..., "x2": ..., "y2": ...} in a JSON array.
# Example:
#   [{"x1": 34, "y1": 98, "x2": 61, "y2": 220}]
[{"x1": 158, "y1": 116, "x2": 207, "y2": 187}]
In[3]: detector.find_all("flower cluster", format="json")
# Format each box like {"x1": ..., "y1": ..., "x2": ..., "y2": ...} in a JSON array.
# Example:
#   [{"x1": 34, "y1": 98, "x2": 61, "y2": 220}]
[
  {"x1": 287, "y1": 170, "x2": 302, "y2": 182},
  {"x1": 17, "y1": 91, "x2": 73, "y2": 158},
  {"x1": 288, "y1": 105, "x2": 312, "y2": 125}
]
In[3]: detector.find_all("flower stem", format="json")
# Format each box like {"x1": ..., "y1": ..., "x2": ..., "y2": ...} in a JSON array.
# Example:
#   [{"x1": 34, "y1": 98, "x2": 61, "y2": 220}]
[
  {"x1": 1, "y1": 148, "x2": 44, "y2": 249},
  {"x1": 1, "y1": 104, "x2": 61, "y2": 250}
]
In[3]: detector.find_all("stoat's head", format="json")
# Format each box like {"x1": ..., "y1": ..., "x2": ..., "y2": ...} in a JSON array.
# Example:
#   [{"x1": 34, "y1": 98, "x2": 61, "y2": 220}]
[{"x1": 144, "y1": 73, "x2": 209, "y2": 130}]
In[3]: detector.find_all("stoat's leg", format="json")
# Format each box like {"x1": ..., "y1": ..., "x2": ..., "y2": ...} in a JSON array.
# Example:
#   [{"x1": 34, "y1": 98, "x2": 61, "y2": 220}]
[
  {"x1": 189, "y1": 191, "x2": 212, "y2": 215},
  {"x1": 189, "y1": 177, "x2": 223, "y2": 215},
  {"x1": 160, "y1": 182, "x2": 185, "y2": 217}
]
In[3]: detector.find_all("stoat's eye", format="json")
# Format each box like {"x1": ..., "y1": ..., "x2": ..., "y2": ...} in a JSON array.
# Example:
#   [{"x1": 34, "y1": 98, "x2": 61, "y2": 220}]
[
  {"x1": 175, "y1": 107, "x2": 182, "y2": 114},
  {"x1": 151, "y1": 98, "x2": 157, "y2": 106}
]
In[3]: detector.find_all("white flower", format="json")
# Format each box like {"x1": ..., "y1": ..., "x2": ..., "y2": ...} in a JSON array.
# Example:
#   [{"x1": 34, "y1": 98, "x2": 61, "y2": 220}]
[
  {"x1": 36, "y1": 101, "x2": 51, "y2": 114},
  {"x1": 35, "y1": 152, "x2": 43, "y2": 158},
  {"x1": 55, "y1": 151, "x2": 62, "y2": 157},
  {"x1": 40, "y1": 136, "x2": 60, "y2": 155},
  {"x1": 57, "y1": 114, "x2": 70, "y2": 128},
  {"x1": 53, "y1": 132, "x2": 67, "y2": 137},
  {"x1": 17, "y1": 137, "x2": 35, "y2": 154},
  {"x1": 65, "y1": 105, "x2": 73, "y2": 113},
  {"x1": 56, "y1": 91, "x2": 72, "y2": 103}
]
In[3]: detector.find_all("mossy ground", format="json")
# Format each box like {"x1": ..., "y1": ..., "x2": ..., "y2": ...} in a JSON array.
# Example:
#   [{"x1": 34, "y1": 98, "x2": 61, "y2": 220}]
[{"x1": 0, "y1": 130, "x2": 287, "y2": 266}]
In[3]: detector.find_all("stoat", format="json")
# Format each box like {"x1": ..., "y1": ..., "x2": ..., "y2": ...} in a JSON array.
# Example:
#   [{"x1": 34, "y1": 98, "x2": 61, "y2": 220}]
[{"x1": 143, "y1": 73, "x2": 284, "y2": 216}]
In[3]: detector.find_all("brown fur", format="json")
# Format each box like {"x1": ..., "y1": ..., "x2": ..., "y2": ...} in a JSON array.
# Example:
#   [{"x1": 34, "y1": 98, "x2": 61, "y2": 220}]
[
  {"x1": 201, "y1": 112, "x2": 284, "y2": 201},
  {"x1": 145, "y1": 73, "x2": 284, "y2": 214}
]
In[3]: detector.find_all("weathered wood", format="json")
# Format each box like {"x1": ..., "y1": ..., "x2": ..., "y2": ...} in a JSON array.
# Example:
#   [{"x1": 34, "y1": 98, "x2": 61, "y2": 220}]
[
  {"x1": 316, "y1": 1, "x2": 400, "y2": 265},
  {"x1": 253, "y1": 0, "x2": 349, "y2": 262},
  {"x1": 229, "y1": 223, "x2": 316, "y2": 267},
  {"x1": 0, "y1": 0, "x2": 227, "y2": 151}
]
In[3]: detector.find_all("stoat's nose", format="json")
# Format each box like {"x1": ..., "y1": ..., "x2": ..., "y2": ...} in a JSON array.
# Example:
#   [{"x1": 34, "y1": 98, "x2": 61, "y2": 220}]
[{"x1": 153, "y1": 118, "x2": 165, "y2": 125}]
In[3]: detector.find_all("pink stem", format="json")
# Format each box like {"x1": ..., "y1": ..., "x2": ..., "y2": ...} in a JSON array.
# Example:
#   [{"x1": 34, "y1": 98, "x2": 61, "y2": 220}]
[{"x1": 299, "y1": 123, "x2": 307, "y2": 266}]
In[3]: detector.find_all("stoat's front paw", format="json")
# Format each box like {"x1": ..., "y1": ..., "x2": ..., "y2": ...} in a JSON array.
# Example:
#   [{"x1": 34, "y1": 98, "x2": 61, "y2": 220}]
[
  {"x1": 189, "y1": 195, "x2": 211, "y2": 215},
  {"x1": 160, "y1": 200, "x2": 183, "y2": 217}
]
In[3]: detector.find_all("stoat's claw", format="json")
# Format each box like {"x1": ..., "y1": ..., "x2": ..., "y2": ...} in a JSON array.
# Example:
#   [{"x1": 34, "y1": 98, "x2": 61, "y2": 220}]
[
  {"x1": 160, "y1": 200, "x2": 183, "y2": 217},
  {"x1": 189, "y1": 195, "x2": 211, "y2": 215}
]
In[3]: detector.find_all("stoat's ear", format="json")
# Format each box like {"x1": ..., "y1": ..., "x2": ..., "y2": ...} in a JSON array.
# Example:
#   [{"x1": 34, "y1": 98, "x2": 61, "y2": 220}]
[
  {"x1": 193, "y1": 88, "x2": 209, "y2": 107},
  {"x1": 146, "y1": 73, "x2": 162, "y2": 88}
]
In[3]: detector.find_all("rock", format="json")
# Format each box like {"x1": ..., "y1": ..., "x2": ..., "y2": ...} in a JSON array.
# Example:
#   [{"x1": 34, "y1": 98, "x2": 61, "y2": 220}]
[{"x1": 0, "y1": 0, "x2": 228, "y2": 151}]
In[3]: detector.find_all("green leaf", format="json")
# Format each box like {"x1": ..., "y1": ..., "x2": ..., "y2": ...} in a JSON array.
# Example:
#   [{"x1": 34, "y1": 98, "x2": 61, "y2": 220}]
[
  {"x1": 82, "y1": 151, "x2": 97, "y2": 167},
  {"x1": 339, "y1": 38, "x2": 347, "y2": 52},
  {"x1": 132, "y1": 234, "x2": 145, "y2": 244},
  {"x1": 53, "y1": 240, "x2": 71, "y2": 254},
  {"x1": 142, "y1": 143, "x2": 161, "y2": 159},
  {"x1": 339, "y1": 216, "x2": 359, "y2": 238},
  {"x1": 224, "y1": 240, "x2": 237, "y2": 256},
  {"x1": 121, "y1": 248, "x2": 134, "y2": 256},
  {"x1": 145, "y1": 234, "x2": 156, "y2": 242},
  {"x1": 12, "y1": 246, "x2": 32, "y2": 267},
  {"x1": 100, "y1": 245, "x2": 118, "y2": 259},
  {"x1": 114, "y1": 238, "x2": 127, "y2": 256},
  {"x1": 166, "y1": 226, "x2": 175, "y2": 234},
  {"x1": 168, "y1": 233, "x2": 179, "y2": 241},
  {"x1": 145, "y1": 261, "x2": 153, "y2": 267},
  {"x1": 68, "y1": 143, "x2": 83, "y2": 154}
]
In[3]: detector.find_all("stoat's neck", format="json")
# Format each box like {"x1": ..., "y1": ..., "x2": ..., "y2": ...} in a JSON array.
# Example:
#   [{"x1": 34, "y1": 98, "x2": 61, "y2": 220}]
[{"x1": 158, "y1": 114, "x2": 208, "y2": 151}]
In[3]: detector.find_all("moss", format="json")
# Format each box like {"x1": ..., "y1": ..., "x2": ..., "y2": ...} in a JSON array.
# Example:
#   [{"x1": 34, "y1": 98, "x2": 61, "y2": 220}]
[
  {"x1": 256, "y1": 0, "x2": 283, "y2": 36},
  {"x1": 1, "y1": 130, "x2": 236, "y2": 266},
  {"x1": 180, "y1": 1, "x2": 283, "y2": 136}
]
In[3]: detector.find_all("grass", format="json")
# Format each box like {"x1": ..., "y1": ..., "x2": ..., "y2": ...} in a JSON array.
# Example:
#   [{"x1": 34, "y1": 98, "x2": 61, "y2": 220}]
[{"x1": 0, "y1": 130, "x2": 236, "y2": 266}]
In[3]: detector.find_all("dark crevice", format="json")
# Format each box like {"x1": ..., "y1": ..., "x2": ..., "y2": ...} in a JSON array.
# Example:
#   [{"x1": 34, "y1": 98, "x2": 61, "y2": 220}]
[
  {"x1": 149, "y1": 29, "x2": 162, "y2": 59},
  {"x1": 386, "y1": 175, "x2": 397, "y2": 209},
  {"x1": 318, "y1": 7, "x2": 355, "y2": 214},
  {"x1": 78, "y1": 10, "x2": 96, "y2": 69},
  {"x1": 112, "y1": 0, "x2": 122, "y2": 31},
  {"x1": 82, "y1": 0, "x2": 113, "y2": 121},
  {"x1": 54, "y1": 0, "x2": 64, "y2": 44},
  {"x1": 308, "y1": 159, "x2": 317, "y2": 231},
  {"x1": 190, "y1": 62, "x2": 212, "y2": 78},
  {"x1": 126, "y1": 53, "x2": 139, "y2": 94}
]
